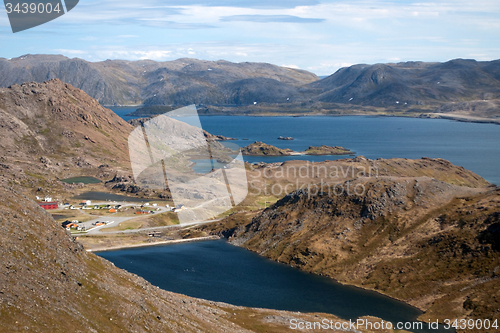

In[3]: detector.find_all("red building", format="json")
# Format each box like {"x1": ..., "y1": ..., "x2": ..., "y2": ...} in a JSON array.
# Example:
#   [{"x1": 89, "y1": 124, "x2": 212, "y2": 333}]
[{"x1": 39, "y1": 202, "x2": 58, "y2": 210}]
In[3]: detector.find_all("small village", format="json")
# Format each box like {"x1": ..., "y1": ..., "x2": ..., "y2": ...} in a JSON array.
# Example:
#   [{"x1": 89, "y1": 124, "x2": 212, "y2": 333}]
[{"x1": 36, "y1": 196, "x2": 185, "y2": 233}]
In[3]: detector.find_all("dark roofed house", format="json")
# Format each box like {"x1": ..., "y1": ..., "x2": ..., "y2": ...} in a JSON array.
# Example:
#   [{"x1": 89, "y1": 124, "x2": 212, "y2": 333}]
[{"x1": 61, "y1": 220, "x2": 72, "y2": 228}]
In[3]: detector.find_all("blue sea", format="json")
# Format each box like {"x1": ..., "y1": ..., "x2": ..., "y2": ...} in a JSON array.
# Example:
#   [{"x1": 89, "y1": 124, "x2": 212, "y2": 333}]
[{"x1": 111, "y1": 107, "x2": 500, "y2": 185}]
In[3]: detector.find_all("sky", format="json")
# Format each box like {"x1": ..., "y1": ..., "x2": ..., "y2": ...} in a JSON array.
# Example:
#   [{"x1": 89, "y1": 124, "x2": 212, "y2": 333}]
[{"x1": 1, "y1": 0, "x2": 499, "y2": 75}]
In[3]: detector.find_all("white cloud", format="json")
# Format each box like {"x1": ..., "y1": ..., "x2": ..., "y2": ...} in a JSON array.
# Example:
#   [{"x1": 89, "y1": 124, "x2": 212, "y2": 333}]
[
  {"x1": 54, "y1": 49, "x2": 88, "y2": 55},
  {"x1": 93, "y1": 48, "x2": 173, "y2": 61}
]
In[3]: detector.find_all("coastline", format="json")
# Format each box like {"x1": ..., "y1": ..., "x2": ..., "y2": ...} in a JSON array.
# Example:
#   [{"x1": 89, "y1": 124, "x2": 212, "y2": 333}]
[
  {"x1": 87, "y1": 235, "x2": 220, "y2": 253},
  {"x1": 118, "y1": 109, "x2": 500, "y2": 126},
  {"x1": 420, "y1": 112, "x2": 500, "y2": 125}
]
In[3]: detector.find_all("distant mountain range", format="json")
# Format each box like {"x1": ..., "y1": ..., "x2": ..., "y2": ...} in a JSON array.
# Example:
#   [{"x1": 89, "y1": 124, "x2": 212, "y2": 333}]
[
  {"x1": 1, "y1": 54, "x2": 499, "y2": 118},
  {"x1": 0, "y1": 54, "x2": 318, "y2": 106}
]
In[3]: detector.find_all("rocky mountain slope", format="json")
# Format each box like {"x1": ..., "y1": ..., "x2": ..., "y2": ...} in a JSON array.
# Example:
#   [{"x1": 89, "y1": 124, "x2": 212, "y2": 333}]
[
  {"x1": 0, "y1": 78, "x2": 132, "y2": 164},
  {"x1": 0, "y1": 79, "x2": 171, "y2": 201},
  {"x1": 1, "y1": 184, "x2": 375, "y2": 332},
  {"x1": 0, "y1": 54, "x2": 319, "y2": 106}
]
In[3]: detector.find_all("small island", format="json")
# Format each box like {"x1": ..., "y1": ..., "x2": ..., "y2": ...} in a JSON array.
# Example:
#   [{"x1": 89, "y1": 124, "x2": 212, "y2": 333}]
[
  {"x1": 304, "y1": 145, "x2": 355, "y2": 156},
  {"x1": 241, "y1": 142, "x2": 293, "y2": 156},
  {"x1": 241, "y1": 142, "x2": 354, "y2": 156}
]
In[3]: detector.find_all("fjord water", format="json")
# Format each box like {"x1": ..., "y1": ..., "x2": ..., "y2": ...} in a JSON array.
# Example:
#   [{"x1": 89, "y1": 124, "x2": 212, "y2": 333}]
[
  {"x1": 110, "y1": 107, "x2": 139, "y2": 122},
  {"x1": 196, "y1": 115, "x2": 500, "y2": 185},
  {"x1": 115, "y1": 110, "x2": 500, "y2": 185},
  {"x1": 99, "y1": 240, "x2": 450, "y2": 333}
]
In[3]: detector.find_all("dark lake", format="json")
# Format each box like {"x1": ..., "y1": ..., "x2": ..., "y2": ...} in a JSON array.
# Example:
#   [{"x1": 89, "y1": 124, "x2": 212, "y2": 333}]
[
  {"x1": 99, "y1": 240, "x2": 451, "y2": 333},
  {"x1": 61, "y1": 176, "x2": 101, "y2": 184}
]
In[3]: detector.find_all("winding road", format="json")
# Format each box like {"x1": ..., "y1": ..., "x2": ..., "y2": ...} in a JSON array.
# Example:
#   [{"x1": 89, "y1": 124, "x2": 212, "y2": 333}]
[{"x1": 61, "y1": 201, "x2": 222, "y2": 235}]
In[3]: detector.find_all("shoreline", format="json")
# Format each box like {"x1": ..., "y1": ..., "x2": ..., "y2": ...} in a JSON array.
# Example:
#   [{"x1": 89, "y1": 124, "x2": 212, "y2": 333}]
[
  {"x1": 119, "y1": 110, "x2": 500, "y2": 126},
  {"x1": 421, "y1": 113, "x2": 500, "y2": 125},
  {"x1": 87, "y1": 235, "x2": 220, "y2": 252}
]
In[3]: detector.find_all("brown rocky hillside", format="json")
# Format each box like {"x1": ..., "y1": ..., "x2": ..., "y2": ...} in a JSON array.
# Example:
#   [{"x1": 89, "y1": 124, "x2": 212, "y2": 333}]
[
  {"x1": 0, "y1": 79, "x2": 169, "y2": 200},
  {"x1": 241, "y1": 157, "x2": 489, "y2": 200},
  {"x1": 0, "y1": 78, "x2": 133, "y2": 165},
  {"x1": 0, "y1": 185, "x2": 389, "y2": 333}
]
